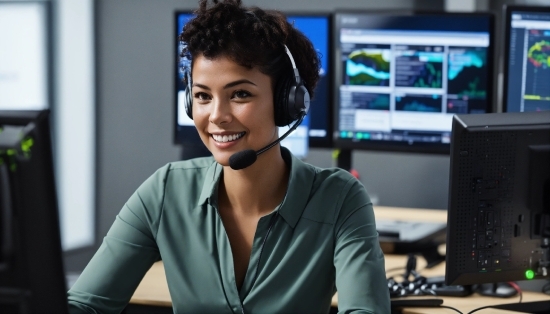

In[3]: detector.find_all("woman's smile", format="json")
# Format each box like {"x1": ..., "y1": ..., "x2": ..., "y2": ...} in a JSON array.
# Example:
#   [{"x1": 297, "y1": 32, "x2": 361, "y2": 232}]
[{"x1": 211, "y1": 131, "x2": 246, "y2": 143}]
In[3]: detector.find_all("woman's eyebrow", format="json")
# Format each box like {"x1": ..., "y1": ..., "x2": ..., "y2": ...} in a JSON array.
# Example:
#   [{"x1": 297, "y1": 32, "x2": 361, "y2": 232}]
[
  {"x1": 193, "y1": 79, "x2": 257, "y2": 90},
  {"x1": 224, "y1": 79, "x2": 257, "y2": 89}
]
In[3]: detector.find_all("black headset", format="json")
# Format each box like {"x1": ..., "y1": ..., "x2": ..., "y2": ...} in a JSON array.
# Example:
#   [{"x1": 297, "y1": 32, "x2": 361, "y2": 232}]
[{"x1": 183, "y1": 44, "x2": 310, "y2": 127}]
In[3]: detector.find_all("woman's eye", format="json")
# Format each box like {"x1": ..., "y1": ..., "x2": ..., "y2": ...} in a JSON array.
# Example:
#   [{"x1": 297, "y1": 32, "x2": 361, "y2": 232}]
[
  {"x1": 194, "y1": 92, "x2": 210, "y2": 101},
  {"x1": 232, "y1": 90, "x2": 251, "y2": 99}
]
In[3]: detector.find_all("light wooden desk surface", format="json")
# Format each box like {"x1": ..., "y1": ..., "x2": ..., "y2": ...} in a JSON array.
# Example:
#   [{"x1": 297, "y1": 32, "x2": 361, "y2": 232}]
[{"x1": 130, "y1": 206, "x2": 549, "y2": 313}]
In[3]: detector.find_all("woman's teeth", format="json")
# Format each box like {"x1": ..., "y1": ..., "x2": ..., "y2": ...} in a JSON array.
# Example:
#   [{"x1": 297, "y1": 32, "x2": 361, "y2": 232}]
[{"x1": 212, "y1": 132, "x2": 244, "y2": 143}]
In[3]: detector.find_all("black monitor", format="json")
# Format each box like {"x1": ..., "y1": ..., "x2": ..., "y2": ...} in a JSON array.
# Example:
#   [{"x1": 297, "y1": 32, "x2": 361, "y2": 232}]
[
  {"x1": 0, "y1": 110, "x2": 67, "y2": 312},
  {"x1": 174, "y1": 11, "x2": 332, "y2": 159},
  {"x1": 333, "y1": 11, "x2": 494, "y2": 154},
  {"x1": 445, "y1": 111, "x2": 550, "y2": 312},
  {"x1": 502, "y1": 5, "x2": 550, "y2": 113}
]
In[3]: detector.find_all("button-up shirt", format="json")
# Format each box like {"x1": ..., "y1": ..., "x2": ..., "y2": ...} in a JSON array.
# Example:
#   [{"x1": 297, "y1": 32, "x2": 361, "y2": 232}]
[{"x1": 68, "y1": 148, "x2": 390, "y2": 313}]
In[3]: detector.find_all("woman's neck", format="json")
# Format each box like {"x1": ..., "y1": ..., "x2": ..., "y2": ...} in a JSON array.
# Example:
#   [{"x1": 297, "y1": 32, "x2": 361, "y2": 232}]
[{"x1": 219, "y1": 147, "x2": 289, "y2": 217}]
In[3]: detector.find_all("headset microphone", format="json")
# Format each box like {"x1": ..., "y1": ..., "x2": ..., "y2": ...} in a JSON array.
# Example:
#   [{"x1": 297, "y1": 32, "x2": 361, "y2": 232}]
[{"x1": 229, "y1": 114, "x2": 305, "y2": 170}]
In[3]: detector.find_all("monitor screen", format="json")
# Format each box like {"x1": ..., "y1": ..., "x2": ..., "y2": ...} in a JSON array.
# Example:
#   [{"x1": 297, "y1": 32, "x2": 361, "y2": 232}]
[
  {"x1": 286, "y1": 14, "x2": 332, "y2": 149},
  {"x1": 0, "y1": 2, "x2": 50, "y2": 111},
  {"x1": 0, "y1": 110, "x2": 67, "y2": 312},
  {"x1": 333, "y1": 12, "x2": 494, "y2": 154},
  {"x1": 446, "y1": 111, "x2": 550, "y2": 288},
  {"x1": 174, "y1": 12, "x2": 332, "y2": 158},
  {"x1": 503, "y1": 5, "x2": 550, "y2": 113}
]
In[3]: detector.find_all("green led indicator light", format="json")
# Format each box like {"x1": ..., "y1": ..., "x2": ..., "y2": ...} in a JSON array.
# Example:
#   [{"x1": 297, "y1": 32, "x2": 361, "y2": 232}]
[{"x1": 525, "y1": 270, "x2": 535, "y2": 280}]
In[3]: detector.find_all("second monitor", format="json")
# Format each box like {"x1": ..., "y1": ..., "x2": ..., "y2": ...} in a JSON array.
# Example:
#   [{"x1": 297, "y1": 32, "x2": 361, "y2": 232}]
[{"x1": 333, "y1": 11, "x2": 495, "y2": 154}]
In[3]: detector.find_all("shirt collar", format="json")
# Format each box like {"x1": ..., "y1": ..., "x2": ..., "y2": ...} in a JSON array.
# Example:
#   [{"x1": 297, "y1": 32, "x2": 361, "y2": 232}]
[{"x1": 197, "y1": 147, "x2": 316, "y2": 228}]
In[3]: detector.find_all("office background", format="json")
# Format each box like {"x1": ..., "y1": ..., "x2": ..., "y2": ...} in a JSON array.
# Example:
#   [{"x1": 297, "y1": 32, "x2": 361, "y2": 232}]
[{"x1": 4, "y1": 0, "x2": 545, "y2": 272}]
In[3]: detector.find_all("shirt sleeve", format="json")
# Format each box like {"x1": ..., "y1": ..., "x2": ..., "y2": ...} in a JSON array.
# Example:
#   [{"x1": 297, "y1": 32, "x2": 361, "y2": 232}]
[
  {"x1": 67, "y1": 165, "x2": 170, "y2": 314},
  {"x1": 333, "y1": 177, "x2": 391, "y2": 314}
]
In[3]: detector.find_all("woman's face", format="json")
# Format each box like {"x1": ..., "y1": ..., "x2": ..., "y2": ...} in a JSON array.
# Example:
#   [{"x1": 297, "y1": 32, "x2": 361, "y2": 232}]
[{"x1": 191, "y1": 54, "x2": 278, "y2": 167}]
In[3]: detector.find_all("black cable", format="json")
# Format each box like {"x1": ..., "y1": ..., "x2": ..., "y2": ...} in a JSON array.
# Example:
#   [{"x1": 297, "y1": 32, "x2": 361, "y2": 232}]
[
  {"x1": 467, "y1": 305, "x2": 499, "y2": 314},
  {"x1": 440, "y1": 305, "x2": 463, "y2": 314}
]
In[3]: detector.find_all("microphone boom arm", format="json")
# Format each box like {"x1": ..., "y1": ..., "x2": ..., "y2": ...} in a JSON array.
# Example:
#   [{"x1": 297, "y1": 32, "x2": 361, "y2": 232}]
[{"x1": 256, "y1": 114, "x2": 305, "y2": 156}]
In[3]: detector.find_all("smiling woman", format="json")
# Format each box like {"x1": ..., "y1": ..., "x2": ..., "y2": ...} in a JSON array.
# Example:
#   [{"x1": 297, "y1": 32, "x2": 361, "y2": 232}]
[{"x1": 67, "y1": 1, "x2": 390, "y2": 313}]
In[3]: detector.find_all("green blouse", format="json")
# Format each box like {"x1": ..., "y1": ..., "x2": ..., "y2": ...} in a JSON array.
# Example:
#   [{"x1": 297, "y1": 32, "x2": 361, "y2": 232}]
[{"x1": 68, "y1": 148, "x2": 390, "y2": 313}]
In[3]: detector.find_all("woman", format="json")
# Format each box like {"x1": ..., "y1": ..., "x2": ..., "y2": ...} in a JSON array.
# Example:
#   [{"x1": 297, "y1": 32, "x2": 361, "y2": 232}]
[{"x1": 68, "y1": 0, "x2": 390, "y2": 313}]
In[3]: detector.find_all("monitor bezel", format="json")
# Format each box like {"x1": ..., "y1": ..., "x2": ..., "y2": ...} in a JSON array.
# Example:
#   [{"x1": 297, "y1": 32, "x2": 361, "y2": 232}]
[
  {"x1": 332, "y1": 10, "x2": 495, "y2": 155},
  {"x1": 501, "y1": 5, "x2": 550, "y2": 113}
]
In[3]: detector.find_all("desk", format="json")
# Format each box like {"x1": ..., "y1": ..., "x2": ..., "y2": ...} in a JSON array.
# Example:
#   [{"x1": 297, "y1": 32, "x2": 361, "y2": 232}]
[{"x1": 130, "y1": 206, "x2": 549, "y2": 313}]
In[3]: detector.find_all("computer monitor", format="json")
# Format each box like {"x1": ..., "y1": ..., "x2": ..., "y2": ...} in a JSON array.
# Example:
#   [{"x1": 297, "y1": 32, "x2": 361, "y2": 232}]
[
  {"x1": 0, "y1": 110, "x2": 67, "y2": 312},
  {"x1": 333, "y1": 11, "x2": 494, "y2": 154},
  {"x1": 174, "y1": 11, "x2": 332, "y2": 158},
  {"x1": 286, "y1": 13, "x2": 332, "y2": 149},
  {"x1": 445, "y1": 111, "x2": 550, "y2": 311},
  {"x1": 502, "y1": 5, "x2": 550, "y2": 113}
]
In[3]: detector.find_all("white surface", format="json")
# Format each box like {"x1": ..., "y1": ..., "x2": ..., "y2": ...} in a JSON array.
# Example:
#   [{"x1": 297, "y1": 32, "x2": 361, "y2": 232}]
[
  {"x1": 55, "y1": 0, "x2": 95, "y2": 250},
  {"x1": 0, "y1": 3, "x2": 48, "y2": 110}
]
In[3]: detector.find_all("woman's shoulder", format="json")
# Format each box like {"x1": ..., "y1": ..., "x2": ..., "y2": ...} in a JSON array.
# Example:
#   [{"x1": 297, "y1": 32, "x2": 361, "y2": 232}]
[
  {"x1": 297, "y1": 159, "x2": 361, "y2": 188},
  {"x1": 294, "y1": 159, "x2": 371, "y2": 225},
  {"x1": 294, "y1": 158, "x2": 368, "y2": 201}
]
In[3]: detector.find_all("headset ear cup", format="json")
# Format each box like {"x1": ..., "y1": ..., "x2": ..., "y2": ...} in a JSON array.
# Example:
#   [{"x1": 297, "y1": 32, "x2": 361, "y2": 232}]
[
  {"x1": 274, "y1": 77, "x2": 292, "y2": 126},
  {"x1": 184, "y1": 71, "x2": 193, "y2": 120},
  {"x1": 289, "y1": 84, "x2": 310, "y2": 119},
  {"x1": 184, "y1": 86, "x2": 193, "y2": 120}
]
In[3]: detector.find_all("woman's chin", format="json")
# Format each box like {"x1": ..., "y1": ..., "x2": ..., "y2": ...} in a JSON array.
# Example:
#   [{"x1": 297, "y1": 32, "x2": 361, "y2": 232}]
[{"x1": 211, "y1": 152, "x2": 232, "y2": 167}]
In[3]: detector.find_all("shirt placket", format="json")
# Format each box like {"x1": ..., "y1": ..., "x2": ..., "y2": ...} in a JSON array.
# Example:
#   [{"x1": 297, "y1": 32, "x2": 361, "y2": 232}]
[{"x1": 214, "y1": 205, "x2": 277, "y2": 313}]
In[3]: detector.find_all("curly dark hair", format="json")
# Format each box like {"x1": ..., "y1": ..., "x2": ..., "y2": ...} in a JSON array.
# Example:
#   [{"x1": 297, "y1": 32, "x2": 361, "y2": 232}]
[{"x1": 179, "y1": 0, "x2": 321, "y2": 100}]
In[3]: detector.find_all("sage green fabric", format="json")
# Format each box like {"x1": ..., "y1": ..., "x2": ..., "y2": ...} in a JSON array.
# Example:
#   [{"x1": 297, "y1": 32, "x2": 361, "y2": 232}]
[{"x1": 68, "y1": 148, "x2": 390, "y2": 313}]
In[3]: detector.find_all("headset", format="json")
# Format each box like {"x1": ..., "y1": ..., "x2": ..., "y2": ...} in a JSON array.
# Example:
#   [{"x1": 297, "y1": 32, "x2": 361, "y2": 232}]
[{"x1": 183, "y1": 44, "x2": 310, "y2": 127}]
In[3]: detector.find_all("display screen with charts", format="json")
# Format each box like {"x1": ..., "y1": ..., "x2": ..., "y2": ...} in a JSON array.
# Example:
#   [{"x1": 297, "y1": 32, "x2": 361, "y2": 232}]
[
  {"x1": 503, "y1": 5, "x2": 550, "y2": 113},
  {"x1": 333, "y1": 12, "x2": 494, "y2": 154}
]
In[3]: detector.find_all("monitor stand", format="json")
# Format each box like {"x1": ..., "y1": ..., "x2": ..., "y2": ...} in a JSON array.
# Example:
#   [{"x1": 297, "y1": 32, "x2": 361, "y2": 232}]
[
  {"x1": 490, "y1": 301, "x2": 550, "y2": 313},
  {"x1": 392, "y1": 242, "x2": 445, "y2": 269}
]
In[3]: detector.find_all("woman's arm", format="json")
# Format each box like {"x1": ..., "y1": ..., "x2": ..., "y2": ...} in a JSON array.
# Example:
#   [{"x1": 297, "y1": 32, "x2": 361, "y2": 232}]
[
  {"x1": 333, "y1": 178, "x2": 391, "y2": 314},
  {"x1": 67, "y1": 165, "x2": 171, "y2": 313}
]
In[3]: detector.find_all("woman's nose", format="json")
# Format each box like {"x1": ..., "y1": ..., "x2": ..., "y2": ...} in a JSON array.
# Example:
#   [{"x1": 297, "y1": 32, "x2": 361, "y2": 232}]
[{"x1": 208, "y1": 98, "x2": 232, "y2": 125}]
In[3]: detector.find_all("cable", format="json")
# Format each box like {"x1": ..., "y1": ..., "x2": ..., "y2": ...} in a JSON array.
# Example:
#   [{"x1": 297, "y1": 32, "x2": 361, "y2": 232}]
[
  {"x1": 440, "y1": 305, "x2": 463, "y2": 314},
  {"x1": 467, "y1": 305, "x2": 500, "y2": 314},
  {"x1": 507, "y1": 281, "x2": 522, "y2": 303}
]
